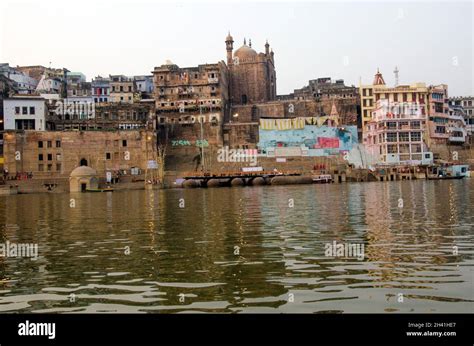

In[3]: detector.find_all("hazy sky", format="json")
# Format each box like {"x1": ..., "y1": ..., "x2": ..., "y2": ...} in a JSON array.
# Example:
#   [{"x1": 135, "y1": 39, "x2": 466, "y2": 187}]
[{"x1": 0, "y1": 0, "x2": 472, "y2": 96}]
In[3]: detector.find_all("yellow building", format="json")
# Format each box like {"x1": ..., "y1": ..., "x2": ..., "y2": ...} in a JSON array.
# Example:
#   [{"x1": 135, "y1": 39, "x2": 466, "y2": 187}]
[{"x1": 360, "y1": 69, "x2": 429, "y2": 130}]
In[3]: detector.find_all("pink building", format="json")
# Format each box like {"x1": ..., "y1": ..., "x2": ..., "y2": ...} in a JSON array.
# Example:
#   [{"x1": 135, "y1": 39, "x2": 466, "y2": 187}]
[{"x1": 363, "y1": 99, "x2": 433, "y2": 165}]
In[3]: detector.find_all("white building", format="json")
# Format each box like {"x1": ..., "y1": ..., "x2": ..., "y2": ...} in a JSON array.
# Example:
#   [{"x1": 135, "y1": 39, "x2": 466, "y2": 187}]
[
  {"x1": 3, "y1": 96, "x2": 46, "y2": 131},
  {"x1": 0, "y1": 63, "x2": 38, "y2": 94},
  {"x1": 35, "y1": 75, "x2": 62, "y2": 94}
]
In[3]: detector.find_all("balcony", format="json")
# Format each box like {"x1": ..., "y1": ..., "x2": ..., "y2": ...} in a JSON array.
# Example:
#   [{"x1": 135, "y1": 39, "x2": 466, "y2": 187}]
[{"x1": 449, "y1": 136, "x2": 465, "y2": 143}]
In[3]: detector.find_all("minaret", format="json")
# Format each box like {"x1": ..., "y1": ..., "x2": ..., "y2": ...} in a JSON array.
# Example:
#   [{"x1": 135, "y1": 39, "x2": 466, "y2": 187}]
[
  {"x1": 265, "y1": 40, "x2": 270, "y2": 55},
  {"x1": 225, "y1": 32, "x2": 234, "y2": 65},
  {"x1": 394, "y1": 66, "x2": 399, "y2": 87}
]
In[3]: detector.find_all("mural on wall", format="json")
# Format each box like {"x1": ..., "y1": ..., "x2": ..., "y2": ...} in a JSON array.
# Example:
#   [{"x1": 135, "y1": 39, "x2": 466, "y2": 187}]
[{"x1": 258, "y1": 125, "x2": 358, "y2": 157}]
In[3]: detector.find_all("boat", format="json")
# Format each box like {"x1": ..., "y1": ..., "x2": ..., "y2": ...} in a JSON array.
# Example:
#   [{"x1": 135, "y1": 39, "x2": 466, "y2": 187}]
[
  {"x1": 85, "y1": 187, "x2": 114, "y2": 192},
  {"x1": 426, "y1": 164, "x2": 469, "y2": 180},
  {"x1": 312, "y1": 174, "x2": 332, "y2": 184}
]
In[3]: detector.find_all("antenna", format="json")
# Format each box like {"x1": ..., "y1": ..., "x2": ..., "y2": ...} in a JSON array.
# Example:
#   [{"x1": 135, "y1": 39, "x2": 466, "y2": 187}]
[{"x1": 394, "y1": 66, "x2": 399, "y2": 86}]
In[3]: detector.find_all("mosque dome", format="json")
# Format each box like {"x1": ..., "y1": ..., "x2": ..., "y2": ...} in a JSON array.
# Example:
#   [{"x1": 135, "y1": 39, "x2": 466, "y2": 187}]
[{"x1": 234, "y1": 44, "x2": 257, "y2": 60}]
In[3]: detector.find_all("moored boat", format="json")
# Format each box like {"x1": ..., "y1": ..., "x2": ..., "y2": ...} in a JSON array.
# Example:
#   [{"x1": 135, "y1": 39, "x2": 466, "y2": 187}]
[{"x1": 85, "y1": 187, "x2": 114, "y2": 192}]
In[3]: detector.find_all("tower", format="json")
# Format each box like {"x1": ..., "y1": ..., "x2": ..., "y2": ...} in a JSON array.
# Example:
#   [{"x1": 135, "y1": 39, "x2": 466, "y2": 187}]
[
  {"x1": 225, "y1": 32, "x2": 234, "y2": 66},
  {"x1": 373, "y1": 68, "x2": 386, "y2": 86},
  {"x1": 394, "y1": 66, "x2": 399, "y2": 87}
]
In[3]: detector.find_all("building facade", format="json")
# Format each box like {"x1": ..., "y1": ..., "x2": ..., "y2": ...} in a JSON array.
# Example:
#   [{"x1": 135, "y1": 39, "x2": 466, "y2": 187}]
[
  {"x1": 3, "y1": 96, "x2": 46, "y2": 131},
  {"x1": 91, "y1": 76, "x2": 111, "y2": 103},
  {"x1": 2, "y1": 130, "x2": 155, "y2": 178},
  {"x1": 363, "y1": 99, "x2": 433, "y2": 165},
  {"x1": 449, "y1": 96, "x2": 474, "y2": 138},
  {"x1": 110, "y1": 75, "x2": 135, "y2": 103}
]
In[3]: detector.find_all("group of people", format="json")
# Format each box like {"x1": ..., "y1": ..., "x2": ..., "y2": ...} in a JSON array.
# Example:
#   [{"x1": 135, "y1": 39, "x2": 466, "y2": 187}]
[{"x1": 2, "y1": 169, "x2": 33, "y2": 181}]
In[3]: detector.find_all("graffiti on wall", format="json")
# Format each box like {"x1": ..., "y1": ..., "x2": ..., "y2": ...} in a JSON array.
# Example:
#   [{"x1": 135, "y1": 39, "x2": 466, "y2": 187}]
[
  {"x1": 171, "y1": 139, "x2": 209, "y2": 147},
  {"x1": 258, "y1": 125, "x2": 358, "y2": 157}
]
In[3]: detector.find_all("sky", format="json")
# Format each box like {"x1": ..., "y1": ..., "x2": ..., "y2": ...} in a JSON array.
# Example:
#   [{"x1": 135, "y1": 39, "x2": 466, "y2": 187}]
[{"x1": 0, "y1": 0, "x2": 473, "y2": 96}]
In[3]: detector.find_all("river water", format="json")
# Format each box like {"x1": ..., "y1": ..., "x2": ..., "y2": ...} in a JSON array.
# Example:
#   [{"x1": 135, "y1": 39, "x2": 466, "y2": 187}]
[{"x1": 0, "y1": 180, "x2": 473, "y2": 313}]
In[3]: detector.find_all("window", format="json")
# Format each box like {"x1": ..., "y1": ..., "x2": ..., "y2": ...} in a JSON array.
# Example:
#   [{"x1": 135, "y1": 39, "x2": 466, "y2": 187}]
[
  {"x1": 56, "y1": 163, "x2": 62, "y2": 172},
  {"x1": 22, "y1": 107, "x2": 28, "y2": 115},
  {"x1": 106, "y1": 152, "x2": 111, "y2": 160},
  {"x1": 38, "y1": 164, "x2": 44, "y2": 171},
  {"x1": 47, "y1": 164, "x2": 52, "y2": 172},
  {"x1": 399, "y1": 132, "x2": 409, "y2": 142},
  {"x1": 120, "y1": 86, "x2": 124, "y2": 92},
  {"x1": 38, "y1": 141, "x2": 43, "y2": 148},
  {"x1": 38, "y1": 154, "x2": 43, "y2": 161},
  {"x1": 47, "y1": 141, "x2": 52, "y2": 148},
  {"x1": 114, "y1": 152, "x2": 119, "y2": 160},
  {"x1": 15, "y1": 107, "x2": 20, "y2": 115},
  {"x1": 128, "y1": 86, "x2": 132, "y2": 92},
  {"x1": 387, "y1": 122, "x2": 397, "y2": 129},
  {"x1": 387, "y1": 144, "x2": 398, "y2": 153},
  {"x1": 29, "y1": 106, "x2": 35, "y2": 114},
  {"x1": 387, "y1": 133, "x2": 397, "y2": 142},
  {"x1": 411, "y1": 121, "x2": 421, "y2": 129},
  {"x1": 435, "y1": 126, "x2": 446, "y2": 134},
  {"x1": 56, "y1": 140, "x2": 61, "y2": 147},
  {"x1": 411, "y1": 144, "x2": 422, "y2": 153},
  {"x1": 410, "y1": 132, "x2": 421, "y2": 141},
  {"x1": 56, "y1": 153, "x2": 61, "y2": 161},
  {"x1": 122, "y1": 140, "x2": 127, "y2": 147},
  {"x1": 403, "y1": 93, "x2": 407, "y2": 102}
]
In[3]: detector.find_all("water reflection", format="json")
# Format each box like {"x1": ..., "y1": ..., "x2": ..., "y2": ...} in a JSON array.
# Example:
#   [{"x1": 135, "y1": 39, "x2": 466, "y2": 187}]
[{"x1": 0, "y1": 180, "x2": 473, "y2": 313}]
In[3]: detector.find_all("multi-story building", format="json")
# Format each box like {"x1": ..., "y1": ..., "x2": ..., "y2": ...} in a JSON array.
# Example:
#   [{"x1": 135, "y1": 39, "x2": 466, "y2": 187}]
[
  {"x1": 2, "y1": 130, "x2": 155, "y2": 178},
  {"x1": 110, "y1": 75, "x2": 135, "y2": 103},
  {"x1": 66, "y1": 72, "x2": 91, "y2": 97},
  {"x1": 35, "y1": 75, "x2": 63, "y2": 94},
  {"x1": 153, "y1": 61, "x2": 228, "y2": 125},
  {"x1": 91, "y1": 76, "x2": 111, "y2": 103},
  {"x1": 49, "y1": 101, "x2": 154, "y2": 131},
  {"x1": 360, "y1": 69, "x2": 429, "y2": 131},
  {"x1": 293, "y1": 77, "x2": 358, "y2": 100},
  {"x1": 134, "y1": 75, "x2": 154, "y2": 99},
  {"x1": 0, "y1": 63, "x2": 38, "y2": 94},
  {"x1": 425, "y1": 84, "x2": 468, "y2": 145},
  {"x1": 3, "y1": 96, "x2": 47, "y2": 131},
  {"x1": 16, "y1": 65, "x2": 65, "y2": 81},
  {"x1": 449, "y1": 96, "x2": 474, "y2": 137},
  {"x1": 427, "y1": 84, "x2": 450, "y2": 145},
  {"x1": 363, "y1": 99, "x2": 433, "y2": 165}
]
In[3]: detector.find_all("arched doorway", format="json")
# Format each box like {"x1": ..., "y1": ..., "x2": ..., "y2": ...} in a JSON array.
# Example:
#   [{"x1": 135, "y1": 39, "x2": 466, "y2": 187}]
[{"x1": 80, "y1": 158, "x2": 88, "y2": 166}]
